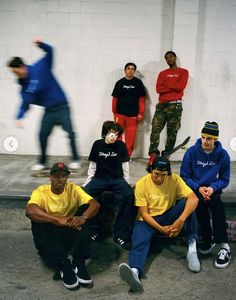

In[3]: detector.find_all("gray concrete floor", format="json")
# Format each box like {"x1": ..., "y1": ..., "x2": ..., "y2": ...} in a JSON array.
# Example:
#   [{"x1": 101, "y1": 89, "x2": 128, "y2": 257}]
[{"x1": 0, "y1": 154, "x2": 235, "y2": 299}]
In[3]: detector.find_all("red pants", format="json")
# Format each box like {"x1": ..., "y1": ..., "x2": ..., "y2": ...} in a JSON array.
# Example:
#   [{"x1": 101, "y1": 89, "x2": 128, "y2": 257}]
[{"x1": 115, "y1": 114, "x2": 138, "y2": 157}]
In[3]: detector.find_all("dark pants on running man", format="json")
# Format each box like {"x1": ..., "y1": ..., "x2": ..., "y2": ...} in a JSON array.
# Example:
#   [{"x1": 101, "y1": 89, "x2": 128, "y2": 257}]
[
  {"x1": 39, "y1": 104, "x2": 79, "y2": 164},
  {"x1": 149, "y1": 102, "x2": 183, "y2": 156}
]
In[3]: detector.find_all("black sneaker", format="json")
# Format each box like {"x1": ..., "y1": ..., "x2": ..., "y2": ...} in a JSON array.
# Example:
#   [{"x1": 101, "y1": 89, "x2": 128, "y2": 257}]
[
  {"x1": 215, "y1": 248, "x2": 231, "y2": 268},
  {"x1": 199, "y1": 242, "x2": 216, "y2": 254},
  {"x1": 60, "y1": 259, "x2": 79, "y2": 289},
  {"x1": 113, "y1": 237, "x2": 131, "y2": 251},
  {"x1": 73, "y1": 260, "x2": 92, "y2": 284}
]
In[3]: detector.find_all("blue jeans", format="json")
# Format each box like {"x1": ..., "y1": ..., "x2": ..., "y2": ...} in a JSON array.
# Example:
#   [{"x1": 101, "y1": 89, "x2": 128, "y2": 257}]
[
  {"x1": 84, "y1": 177, "x2": 136, "y2": 240},
  {"x1": 128, "y1": 199, "x2": 198, "y2": 276},
  {"x1": 39, "y1": 104, "x2": 79, "y2": 164}
]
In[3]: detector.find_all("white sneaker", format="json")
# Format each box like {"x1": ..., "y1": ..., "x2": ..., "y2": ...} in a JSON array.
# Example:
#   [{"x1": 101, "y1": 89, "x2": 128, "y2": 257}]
[
  {"x1": 68, "y1": 161, "x2": 81, "y2": 170},
  {"x1": 187, "y1": 251, "x2": 201, "y2": 273},
  {"x1": 118, "y1": 263, "x2": 143, "y2": 292},
  {"x1": 31, "y1": 163, "x2": 47, "y2": 172}
]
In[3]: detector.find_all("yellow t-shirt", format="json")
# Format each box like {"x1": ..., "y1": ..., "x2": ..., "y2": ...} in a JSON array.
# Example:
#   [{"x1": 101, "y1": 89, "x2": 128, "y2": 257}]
[
  {"x1": 28, "y1": 182, "x2": 93, "y2": 216},
  {"x1": 135, "y1": 173, "x2": 193, "y2": 220}
]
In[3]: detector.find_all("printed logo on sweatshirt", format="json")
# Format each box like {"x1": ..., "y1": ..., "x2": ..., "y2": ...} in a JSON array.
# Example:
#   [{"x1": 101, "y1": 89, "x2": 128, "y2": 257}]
[
  {"x1": 197, "y1": 160, "x2": 216, "y2": 167},
  {"x1": 123, "y1": 85, "x2": 135, "y2": 89},
  {"x1": 99, "y1": 151, "x2": 118, "y2": 158},
  {"x1": 167, "y1": 74, "x2": 179, "y2": 78}
]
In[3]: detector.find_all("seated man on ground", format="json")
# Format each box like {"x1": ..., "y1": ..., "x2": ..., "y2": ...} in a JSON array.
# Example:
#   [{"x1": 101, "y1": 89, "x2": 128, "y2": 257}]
[
  {"x1": 83, "y1": 120, "x2": 137, "y2": 250},
  {"x1": 180, "y1": 121, "x2": 231, "y2": 268},
  {"x1": 118, "y1": 156, "x2": 200, "y2": 293},
  {"x1": 25, "y1": 162, "x2": 100, "y2": 290}
]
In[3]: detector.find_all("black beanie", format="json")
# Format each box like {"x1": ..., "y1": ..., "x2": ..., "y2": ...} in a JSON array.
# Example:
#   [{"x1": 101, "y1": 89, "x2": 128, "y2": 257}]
[{"x1": 201, "y1": 121, "x2": 219, "y2": 139}]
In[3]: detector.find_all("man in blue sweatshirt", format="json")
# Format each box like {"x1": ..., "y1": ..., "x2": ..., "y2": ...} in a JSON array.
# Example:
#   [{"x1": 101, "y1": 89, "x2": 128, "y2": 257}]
[
  {"x1": 180, "y1": 121, "x2": 231, "y2": 269},
  {"x1": 8, "y1": 38, "x2": 80, "y2": 171}
]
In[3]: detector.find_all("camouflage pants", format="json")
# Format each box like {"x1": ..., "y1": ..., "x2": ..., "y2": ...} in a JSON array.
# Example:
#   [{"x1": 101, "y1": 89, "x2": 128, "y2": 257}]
[{"x1": 149, "y1": 102, "x2": 183, "y2": 155}]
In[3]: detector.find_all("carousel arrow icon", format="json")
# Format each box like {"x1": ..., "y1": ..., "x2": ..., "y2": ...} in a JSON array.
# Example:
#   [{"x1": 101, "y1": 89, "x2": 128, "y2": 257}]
[{"x1": 3, "y1": 136, "x2": 19, "y2": 152}]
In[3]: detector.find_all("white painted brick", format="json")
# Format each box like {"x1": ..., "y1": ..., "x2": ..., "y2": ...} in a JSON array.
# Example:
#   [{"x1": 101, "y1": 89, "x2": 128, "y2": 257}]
[{"x1": 175, "y1": 0, "x2": 199, "y2": 13}]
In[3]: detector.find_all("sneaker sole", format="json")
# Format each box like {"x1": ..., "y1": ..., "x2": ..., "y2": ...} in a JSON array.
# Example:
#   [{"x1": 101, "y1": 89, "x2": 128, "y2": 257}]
[
  {"x1": 118, "y1": 263, "x2": 143, "y2": 292},
  {"x1": 199, "y1": 243, "x2": 216, "y2": 255},
  {"x1": 73, "y1": 267, "x2": 93, "y2": 284},
  {"x1": 60, "y1": 273, "x2": 80, "y2": 289}
]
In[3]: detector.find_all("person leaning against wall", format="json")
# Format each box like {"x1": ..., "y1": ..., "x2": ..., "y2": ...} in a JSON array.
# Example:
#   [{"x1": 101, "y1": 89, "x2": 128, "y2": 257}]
[
  {"x1": 111, "y1": 62, "x2": 146, "y2": 159},
  {"x1": 148, "y1": 51, "x2": 189, "y2": 168}
]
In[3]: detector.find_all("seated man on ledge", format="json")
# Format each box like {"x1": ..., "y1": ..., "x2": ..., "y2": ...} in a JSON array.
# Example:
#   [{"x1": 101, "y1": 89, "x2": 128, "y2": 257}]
[
  {"x1": 25, "y1": 162, "x2": 100, "y2": 290},
  {"x1": 118, "y1": 156, "x2": 200, "y2": 293}
]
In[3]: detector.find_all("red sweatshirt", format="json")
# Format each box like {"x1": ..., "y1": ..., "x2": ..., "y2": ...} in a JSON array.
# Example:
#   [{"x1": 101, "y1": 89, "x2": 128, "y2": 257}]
[{"x1": 156, "y1": 67, "x2": 189, "y2": 103}]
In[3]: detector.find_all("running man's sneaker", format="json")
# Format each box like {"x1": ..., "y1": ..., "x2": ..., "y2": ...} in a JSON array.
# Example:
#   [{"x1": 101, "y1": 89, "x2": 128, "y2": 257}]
[
  {"x1": 199, "y1": 242, "x2": 216, "y2": 254},
  {"x1": 68, "y1": 160, "x2": 81, "y2": 170},
  {"x1": 187, "y1": 251, "x2": 201, "y2": 273},
  {"x1": 113, "y1": 237, "x2": 131, "y2": 250},
  {"x1": 60, "y1": 259, "x2": 79, "y2": 289},
  {"x1": 118, "y1": 263, "x2": 143, "y2": 292},
  {"x1": 31, "y1": 163, "x2": 47, "y2": 171},
  {"x1": 73, "y1": 260, "x2": 92, "y2": 284},
  {"x1": 215, "y1": 248, "x2": 231, "y2": 268}
]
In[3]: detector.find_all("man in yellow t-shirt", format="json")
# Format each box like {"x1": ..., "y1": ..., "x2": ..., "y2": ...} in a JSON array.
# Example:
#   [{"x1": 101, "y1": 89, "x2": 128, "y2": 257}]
[
  {"x1": 118, "y1": 156, "x2": 200, "y2": 293},
  {"x1": 26, "y1": 162, "x2": 99, "y2": 290}
]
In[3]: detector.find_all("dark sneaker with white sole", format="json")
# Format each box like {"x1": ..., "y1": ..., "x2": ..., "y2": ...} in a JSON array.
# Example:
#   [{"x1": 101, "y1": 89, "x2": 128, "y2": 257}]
[
  {"x1": 73, "y1": 260, "x2": 92, "y2": 284},
  {"x1": 199, "y1": 242, "x2": 216, "y2": 254},
  {"x1": 113, "y1": 237, "x2": 131, "y2": 250},
  {"x1": 118, "y1": 263, "x2": 143, "y2": 292},
  {"x1": 215, "y1": 248, "x2": 231, "y2": 268},
  {"x1": 60, "y1": 259, "x2": 79, "y2": 289}
]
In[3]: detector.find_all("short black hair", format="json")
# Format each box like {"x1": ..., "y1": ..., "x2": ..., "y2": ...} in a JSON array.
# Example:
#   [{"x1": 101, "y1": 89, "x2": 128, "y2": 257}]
[
  {"x1": 101, "y1": 121, "x2": 123, "y2": 138},
  {"x1": 164, "y1": 51, "x2": 177, "y2": 59},
  {"x1": 7, "y1": 57, "x2": 25, "y2": 68},
  {"x1": 124, "y1": 62, "x2": 137, "y2": 71}
]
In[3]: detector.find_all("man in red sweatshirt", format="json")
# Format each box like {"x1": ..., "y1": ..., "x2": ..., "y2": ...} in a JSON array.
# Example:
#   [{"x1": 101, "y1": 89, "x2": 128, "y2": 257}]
[
  {"x1": 112, "y1": 62, "x2": 146, "y2": 158},
  {"x1": 148, "y1": 51, "x2": 189, "y2": 167}
]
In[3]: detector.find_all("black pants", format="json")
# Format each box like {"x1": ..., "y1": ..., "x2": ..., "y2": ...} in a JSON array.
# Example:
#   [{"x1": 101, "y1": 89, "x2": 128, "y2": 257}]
[
  {"x1": 39, "y1": 104, "x2": 79, "y2": 164},
  {"x1": 84, "y1": 178, "x2": 137, "y2": 241},
  {"x1": 196, "y1": 192, "x2": 228, "y2": 244},
  {"x1": 31, "y1": 205, "x2": 90, "y2": 269}
]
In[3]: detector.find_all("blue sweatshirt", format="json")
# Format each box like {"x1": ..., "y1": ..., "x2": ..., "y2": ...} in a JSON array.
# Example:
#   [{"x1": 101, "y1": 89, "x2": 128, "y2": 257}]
[
  {"x1": 17, "y1": 42, "x2": 67, "y2": 119},
  {"x1": 180, "y1": 138, "x2": 230, "y2": 193}
]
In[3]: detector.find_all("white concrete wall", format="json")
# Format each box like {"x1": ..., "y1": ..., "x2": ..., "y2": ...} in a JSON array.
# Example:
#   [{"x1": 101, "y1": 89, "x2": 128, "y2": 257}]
[{"x1": 0, "y1": 0, "x2": 235, "y2": 161}]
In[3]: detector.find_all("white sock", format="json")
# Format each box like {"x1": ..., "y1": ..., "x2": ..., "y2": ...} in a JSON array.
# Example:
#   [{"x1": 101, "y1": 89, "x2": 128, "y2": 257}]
[
  {"x1": 131, "y1": 267, "x2": 139, "y2": 277},
  {"x1": 188, "y1": 239, "x2": 197, "y2": 253},
  {"x1": 221, "y1": 243, "x2": 230, "y2": 251}
]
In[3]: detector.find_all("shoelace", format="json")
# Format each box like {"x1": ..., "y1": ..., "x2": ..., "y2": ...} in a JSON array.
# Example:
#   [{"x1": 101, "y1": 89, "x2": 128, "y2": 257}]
[{"x1": 218, "y1": 249, "x2": 230, "y2": 259}]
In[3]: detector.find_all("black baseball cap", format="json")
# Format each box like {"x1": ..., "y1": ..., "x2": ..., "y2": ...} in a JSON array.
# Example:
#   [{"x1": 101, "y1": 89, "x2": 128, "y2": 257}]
[{"x1": 152, "y1": 156, "x2": 171, "y2": 172}]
